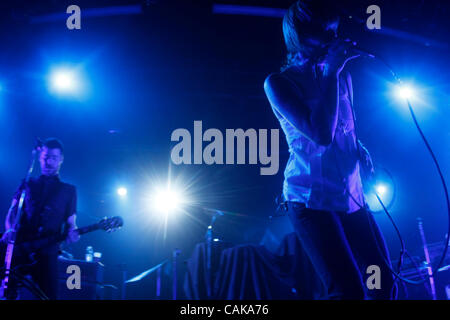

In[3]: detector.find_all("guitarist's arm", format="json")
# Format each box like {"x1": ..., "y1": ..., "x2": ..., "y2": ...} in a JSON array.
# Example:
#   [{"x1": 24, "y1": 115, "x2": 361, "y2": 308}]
[
  {"x1": 5, "y1": 199, "x2": 18, "y2": 231},
  {"x1": 66, "y1": 214, "x2": 80, "y2": 243},
  {"x1": 1, "y1": 199, "x2": 18, "y2": 243},
  {"x1": 65, "y1": 186, "x2": 80, "y2": 244},
  {"x1": 3, "y1": 181, "x2": 27, "y2": 240}
]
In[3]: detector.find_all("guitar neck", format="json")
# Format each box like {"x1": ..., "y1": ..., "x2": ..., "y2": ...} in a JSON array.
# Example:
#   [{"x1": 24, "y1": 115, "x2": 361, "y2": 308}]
[
  {"x1": 75, "y1": 223, "x2": 100, "y2": 236},
  {"x1": 13, "y1": 216, "x2": 122, "y2": 252},
  {"x1": 17, "y1": 222, "x2": 101, "y2": 251},
  {"x1": 54, "y1": 222, "x2": 100, "y2": 242}
]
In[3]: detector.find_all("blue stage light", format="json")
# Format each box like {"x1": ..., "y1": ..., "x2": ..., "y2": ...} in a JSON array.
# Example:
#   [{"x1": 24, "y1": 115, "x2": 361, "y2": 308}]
[
  {"x1": 48, "y1": 67, "x2": 81, "y2": 96},
  {"x1": 150, "y1": 186, "x2": 186, "y2": 216},
  {"x1": 396, "y1": 84, "x2": 414, "y2": 100},
  {"x1": 365, "y1": 180, "x2": 396, "y2": 213},
  {"x1": 375, "y1": 184, "x2": 387, "y2": 196},
  {"x1": 117, "y1": 187, "x2": 128, "y2": 197}
]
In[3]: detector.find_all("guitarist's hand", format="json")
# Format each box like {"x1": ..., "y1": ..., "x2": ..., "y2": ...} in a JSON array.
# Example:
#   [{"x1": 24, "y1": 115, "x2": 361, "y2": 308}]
[
  {"x1": 66, "y1": 229, "x2": 80, "y2": 243},
  {"x1": 1, "y1": 229, "x2": 15, "y2": 244}
]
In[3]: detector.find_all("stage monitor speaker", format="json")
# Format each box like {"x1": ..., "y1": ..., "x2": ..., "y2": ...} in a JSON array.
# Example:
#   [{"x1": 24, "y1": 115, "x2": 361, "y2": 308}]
[{"x1": 57, "y1": 256, "x2": 104, "y2": 300}]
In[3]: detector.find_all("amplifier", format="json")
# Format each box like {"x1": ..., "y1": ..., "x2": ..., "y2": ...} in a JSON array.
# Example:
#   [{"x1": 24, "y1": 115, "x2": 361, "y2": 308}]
[{"x1": 57, "y1": 257, "x2": 104, "y2": 300}]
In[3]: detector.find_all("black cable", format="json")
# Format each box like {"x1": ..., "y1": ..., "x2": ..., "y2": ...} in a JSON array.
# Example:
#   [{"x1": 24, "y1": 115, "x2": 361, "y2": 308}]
[
  {"x1": 10, "y1": 271, "x2": 49, "y2": 300},
  {"x1": 404, "y1": 250, "x2": 433, "y2": 297},
  {"x1": 348, "y1": 101, "x2": 424, "y2": 286},
  {"x1": 341, "y1": 67, "x2": 406, "y2": 281},
  {"x1": 342, "y1": 53, "x2": 450, "y2": 288},
  {"x1": 405, "y1": 98, "x2": 450, "y2": 273},
  {"x1": 335, "y1": 58, "x2": 433, "y2": 288},
  {"x1": 371, "y1": 54, "x2": 450, "y2": 281},
  {"x1": 315, "y1": 61, "x2": 403, "y2": 295},
  {"x1": 0, "y1": 267, "x2": 49, "y2": 300}
]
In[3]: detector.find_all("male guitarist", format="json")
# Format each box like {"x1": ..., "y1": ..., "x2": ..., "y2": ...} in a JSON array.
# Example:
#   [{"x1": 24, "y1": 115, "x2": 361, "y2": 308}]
[{"x1": 1, "y1": 138, "x2": 80, "y2": 299}]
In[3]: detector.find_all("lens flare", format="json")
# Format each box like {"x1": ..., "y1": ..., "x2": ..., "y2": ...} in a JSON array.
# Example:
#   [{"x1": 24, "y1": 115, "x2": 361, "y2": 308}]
[
  {"x1": 48, "y1": 67, "x2": 82, "y2": 96},
  {"x1": 117, "y1": 187, "x2": 128, "y2": 197},
  {"x1": 397, "y1": 85, "x2": 414, "y2": 100}
]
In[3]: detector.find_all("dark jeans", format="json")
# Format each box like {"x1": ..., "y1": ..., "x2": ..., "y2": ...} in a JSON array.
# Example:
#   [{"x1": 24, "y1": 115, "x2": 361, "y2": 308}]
[
  {"x1": 283, "y1": 202, "x2": 396, "y2": 300},
  {"x1": 6, "y1": 251, "x2": 58, "y2": 300}
]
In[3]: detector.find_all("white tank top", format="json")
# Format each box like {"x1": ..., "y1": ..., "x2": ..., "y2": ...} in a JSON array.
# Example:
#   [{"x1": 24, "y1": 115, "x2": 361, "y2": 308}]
[{"x1": 275, "y1": 66, "x2": 365, "y2": 213}]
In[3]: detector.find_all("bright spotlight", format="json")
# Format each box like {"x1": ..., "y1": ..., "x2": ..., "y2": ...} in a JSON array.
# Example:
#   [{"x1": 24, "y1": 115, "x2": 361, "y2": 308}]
[
  {"x1": 396, "y1": 85, "x2": 413, "y2": 100},
  {"x1": 365, "y1": 180, "x2": 395, "y2": 212},
  {"x1": 151, "y1": 187, "x2": 186, "y2": 215},
  {"x1": 375, "y1": 184, "x2": 387, "y2": 196},
  {"x1": 49, "y1": 67, "x2": 80, "y2": 95},
  {"x1": 117, "y1": 187, "x2": 128, "y2": 197}
]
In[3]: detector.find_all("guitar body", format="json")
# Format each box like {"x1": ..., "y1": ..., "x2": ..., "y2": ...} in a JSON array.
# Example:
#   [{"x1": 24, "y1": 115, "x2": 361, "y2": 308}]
[
  {"x1": 0, "y1": 216, "x2": 123, "y2": 300},
  {"x1": 0, "y1": 241, "x2": 11, "y2": 299},
  {"x1": 0, "y1": 237, "x2": 21, "y2": 300}
]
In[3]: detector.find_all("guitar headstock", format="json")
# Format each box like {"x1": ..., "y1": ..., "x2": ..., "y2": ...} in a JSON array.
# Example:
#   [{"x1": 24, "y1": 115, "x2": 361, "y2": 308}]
[{"x1": 98, "y1": 216, "x2": 123, "y2": 232}]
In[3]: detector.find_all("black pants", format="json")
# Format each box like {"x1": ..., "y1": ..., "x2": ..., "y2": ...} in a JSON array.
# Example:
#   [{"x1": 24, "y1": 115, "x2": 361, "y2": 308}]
[
  {"x1": 284, "y1": 202, "x2": 396, "y2": 300},
  {"x1": 7, "y1": 251, "x2": 58, "y2": 300}
]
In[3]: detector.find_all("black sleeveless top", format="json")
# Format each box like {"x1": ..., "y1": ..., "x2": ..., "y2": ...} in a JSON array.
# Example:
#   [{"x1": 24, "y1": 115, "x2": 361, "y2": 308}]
[{"x1": 13, "y1": 175, "x2": 77, "y2": 255}]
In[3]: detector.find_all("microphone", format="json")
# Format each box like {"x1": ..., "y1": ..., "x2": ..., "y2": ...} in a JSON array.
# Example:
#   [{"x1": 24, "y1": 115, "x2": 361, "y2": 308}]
[
  {"x1": 313, "y1": 41, "x2": 376, "y2": 64},
  {"x1": 342, "y1": 39, "x2": 376, "y2": 59},
  {"x1": 35, "y1": 137, "x2": 43, "y2": 151}
]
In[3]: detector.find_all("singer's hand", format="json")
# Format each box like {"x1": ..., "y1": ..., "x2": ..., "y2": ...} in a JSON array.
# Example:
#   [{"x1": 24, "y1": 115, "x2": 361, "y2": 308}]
[{"x1": 321, "y1": 39, "x2": 360, "y2": 76}]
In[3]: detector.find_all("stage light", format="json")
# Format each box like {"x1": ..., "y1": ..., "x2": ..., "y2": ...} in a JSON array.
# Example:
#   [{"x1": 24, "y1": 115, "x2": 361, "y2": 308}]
[
  {"x1": 48, "y1": 67, "x2": 81, "y2": 95},
  {"x1": 375, "y1": 184, "x2": 387, "y2": 196},
  {"x1": 396, "y1": 85, "x2": 414, "y2": 100},
  {"x1": 365, "y1": 178, "x2": 396, "y2": 213},
  {"x1": 150, "y1": 186, "x2": 186, "y2": 215},
  {"x1": 117, "y1": 187, "x2": 128, "y2": 197}
]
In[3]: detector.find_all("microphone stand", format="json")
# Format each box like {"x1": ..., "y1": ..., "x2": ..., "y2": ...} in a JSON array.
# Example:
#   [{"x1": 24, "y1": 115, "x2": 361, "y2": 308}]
[
  {"x1": 417, "y1": 218, "x2": 437, "y2": 300},
  {"x1": 1, "y1": 140, "x2": 40, "y2": 298},
  {"x1": 172, "y1": 248, "x2": 182, "y2": 300},
  {"x1": 204, "y1": 209, "x2": 223, "y2": 299}
]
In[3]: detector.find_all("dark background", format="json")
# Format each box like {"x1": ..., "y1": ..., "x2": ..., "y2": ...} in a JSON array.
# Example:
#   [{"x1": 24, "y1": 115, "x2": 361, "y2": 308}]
[{"x1": 0, "y1": 0, "x2": 449, "y2": 298}]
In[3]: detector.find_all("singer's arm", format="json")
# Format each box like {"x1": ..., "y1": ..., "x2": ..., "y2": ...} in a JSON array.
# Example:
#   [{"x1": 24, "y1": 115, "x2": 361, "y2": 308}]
[
  {"x1": 264, "y1": 40, "x2": 359, "y2": 147},
  {"x1": 264, "y1": 71, "x2": 340, "y2": 147}
]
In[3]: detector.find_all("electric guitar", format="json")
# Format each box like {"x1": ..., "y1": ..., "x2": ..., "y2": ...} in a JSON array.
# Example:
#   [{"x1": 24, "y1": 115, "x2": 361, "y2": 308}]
[{"x1": 0, "y1": 216, "x2": 124, "y2": 299}]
